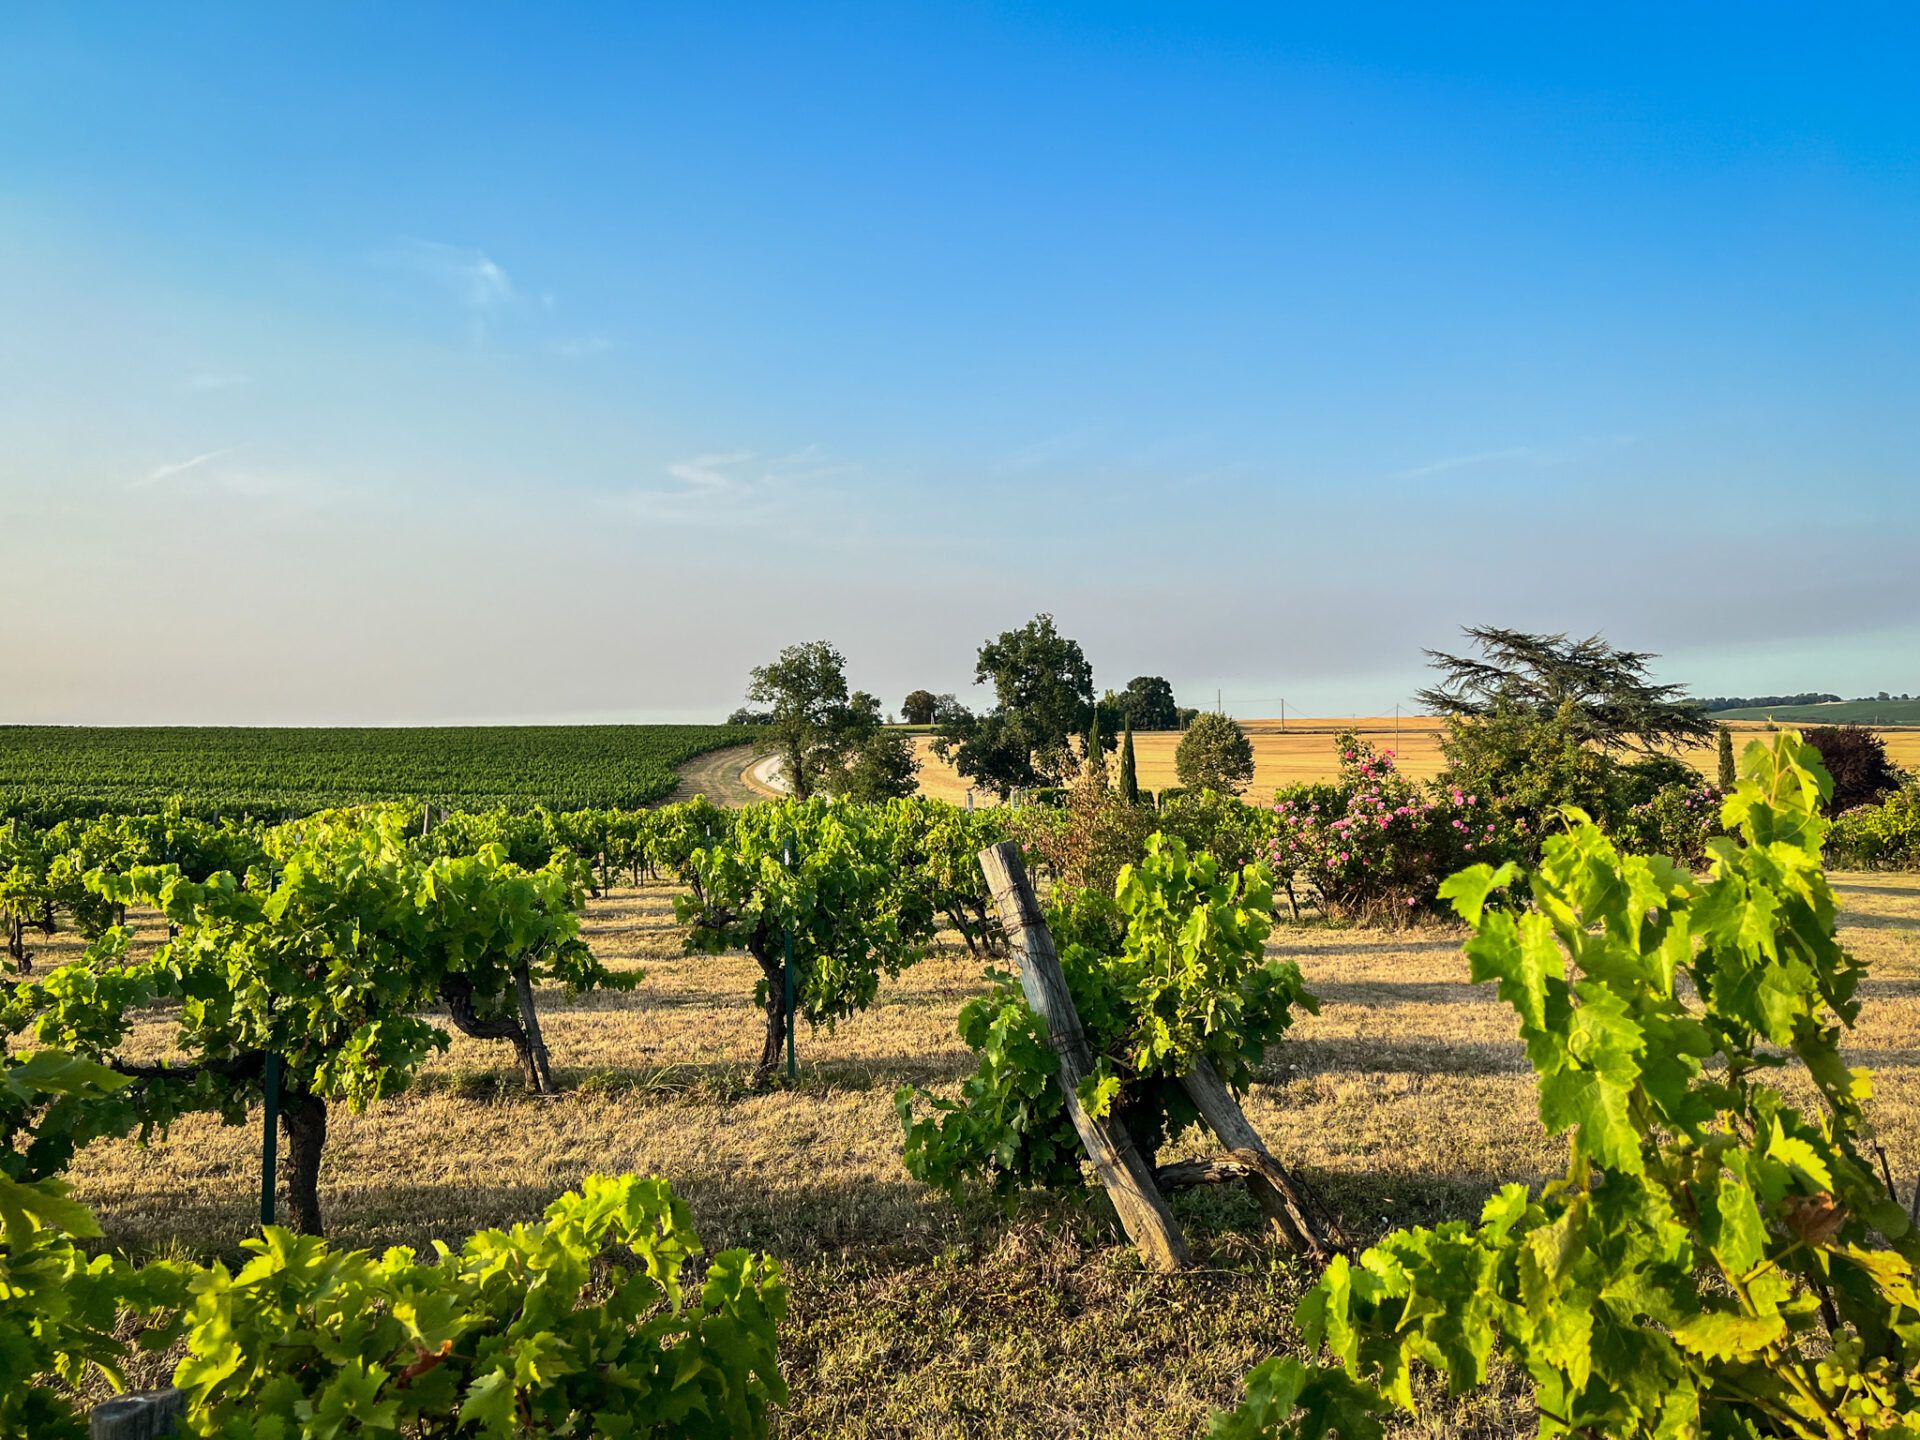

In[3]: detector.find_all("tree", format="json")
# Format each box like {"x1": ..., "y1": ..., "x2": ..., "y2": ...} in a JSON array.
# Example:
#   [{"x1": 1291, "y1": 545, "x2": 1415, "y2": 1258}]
[
  {"x1": 744, "y1": 641, "x2": 878, "y2": 799},
  {"x1": 1083, "y1": 709, "x2": 1108, "y2": 781},
  {"x1": 1716, "y1": 723, "x2": 1737, "y2": 791},
  {"x1": 1117, "y1": 720, "x2": 1140, "y2": 805},
  {"x1": 1175, "y1": 713, "x2": 1255, "y2": 795},
  {"x1": 839, "y1": 727, "x2": 921, "y2": 802},
  {"x1": 1417, "y1": 625, "x2": 1711, "y2": 752},
  {"x1": 1803, "y1": 724, "x2": 1900, "y2": 812},
  {"x1": 933, "y1": 615, "x2": 1096, "y2": 798},
  {"x1": 1116, "y1": 675, "x2": 1183, "y2": 731},
  {"x1": 901, "y1": 690, "x2": 939, "y2": 726},
  {"x1": 726, "y1": 707, "x2": 774, "y2": 726}
]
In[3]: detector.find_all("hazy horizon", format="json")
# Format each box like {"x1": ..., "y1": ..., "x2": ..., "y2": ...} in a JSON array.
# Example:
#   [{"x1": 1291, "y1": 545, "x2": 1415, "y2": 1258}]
[{"x1": 4, "y1": 5, "x2": 1915, "y2": 726}]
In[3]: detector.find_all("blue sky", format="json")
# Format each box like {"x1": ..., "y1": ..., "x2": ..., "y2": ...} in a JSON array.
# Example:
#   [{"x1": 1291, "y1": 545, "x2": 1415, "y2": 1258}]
[{"x1": 3, "y1": 4, "x2": 1915, "y2": 723}]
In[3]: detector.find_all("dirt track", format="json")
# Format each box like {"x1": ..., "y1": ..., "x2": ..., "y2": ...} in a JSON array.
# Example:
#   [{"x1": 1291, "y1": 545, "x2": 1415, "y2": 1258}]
[{"x1": 659, "y1": 744, "x2": 767, "y2": 807}]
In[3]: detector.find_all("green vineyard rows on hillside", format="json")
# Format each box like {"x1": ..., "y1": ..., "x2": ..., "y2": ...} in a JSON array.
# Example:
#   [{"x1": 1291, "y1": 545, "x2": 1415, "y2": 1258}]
[{"x1": 0, "y1": 724, "x2": 758, "y2": 820}]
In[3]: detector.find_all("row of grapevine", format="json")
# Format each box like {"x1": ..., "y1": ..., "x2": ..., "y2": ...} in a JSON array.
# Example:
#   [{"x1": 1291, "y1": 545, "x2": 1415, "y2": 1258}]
[
  {"x1": 0, "y1": 723, "x2": 759, "y2": 821},
  {"x1": 3, "y1": 1050, "x2": 786, "y2": 1439}
]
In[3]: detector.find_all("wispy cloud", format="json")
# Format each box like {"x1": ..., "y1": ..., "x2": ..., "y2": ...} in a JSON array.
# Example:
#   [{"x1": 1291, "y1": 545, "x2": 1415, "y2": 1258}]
[
  {"x1": 617, "y1": 446, "x2": 849, "y2": 524},
  {"x1": 127, "y1": 447, "x2": 320, "y2": 504},
  {"x1": 132, "y1": 446, "x2": 239, "y2": 488},
  {"x1": 1390, "y1": 446, "x2": 1547, "y2": 481},
  {"x1": 391, "y1": 239, "x2": 518, "y2": 341},
  {"x1": 996, "y1": 429, "x2": 1098, "y2": 473}
]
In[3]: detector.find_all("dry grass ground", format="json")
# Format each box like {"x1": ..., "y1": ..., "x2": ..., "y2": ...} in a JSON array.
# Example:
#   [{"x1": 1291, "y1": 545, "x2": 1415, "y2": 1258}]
[
  {"x1": 44, "y1": 874, "x2": 1920, "y2": 1437},
  {"x1": 910, "y1": 719, "x2": 1920, "y2": 805}
]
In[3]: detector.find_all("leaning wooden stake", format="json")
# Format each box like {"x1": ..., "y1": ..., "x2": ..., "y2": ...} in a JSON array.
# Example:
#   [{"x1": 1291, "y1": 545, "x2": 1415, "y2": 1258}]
[
  {"x1": 1180, "y1": 1058, "x2": 1344, "y2": 1260},
  {"x1": 513, "y1": 964, "x2": 555, "y2": 1094},
  {"x1": 977, "y1": 841, "x2": 1190, "y2": 1272}
]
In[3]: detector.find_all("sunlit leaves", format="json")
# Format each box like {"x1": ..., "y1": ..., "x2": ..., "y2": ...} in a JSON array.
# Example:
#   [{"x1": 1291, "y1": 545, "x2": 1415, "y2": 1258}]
[
  {"x1": 1217, "y1": 731, "x2": 1920, "y2": 1437},
  {"x1": 900, "y1": 833, "x2": 1311, "y2": 1199}
]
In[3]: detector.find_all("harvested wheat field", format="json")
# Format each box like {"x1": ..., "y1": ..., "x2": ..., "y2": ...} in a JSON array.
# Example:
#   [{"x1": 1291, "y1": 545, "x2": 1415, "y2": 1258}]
[
  {"x1": 56, "y1": 874, "x2": 1920, "y2": 1438},
  {"x1": 912, "y1": 719, "x2": 1920, "y2": 805}
]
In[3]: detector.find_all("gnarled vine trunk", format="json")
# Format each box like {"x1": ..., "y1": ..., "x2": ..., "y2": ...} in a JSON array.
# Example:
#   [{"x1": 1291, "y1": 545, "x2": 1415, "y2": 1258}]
[
  {"x1": 282, "y1": 1086, "x2": 328, "y2": 1236},
  {"x1": 441, "y1": 975, "x2": 550, "y2": 1093},
  {"x1": 748, "y1": 922, "x2": 789, "y2": 1088}
]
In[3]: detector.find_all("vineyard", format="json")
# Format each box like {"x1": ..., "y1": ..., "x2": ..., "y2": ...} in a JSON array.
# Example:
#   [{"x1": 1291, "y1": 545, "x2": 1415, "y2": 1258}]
[
  {"x1": 7, "y1": 733, "x2": 1920, "y2": 1436},
  {"x1": 0, "y1": 724, "x2": 757, "y2": 820}
]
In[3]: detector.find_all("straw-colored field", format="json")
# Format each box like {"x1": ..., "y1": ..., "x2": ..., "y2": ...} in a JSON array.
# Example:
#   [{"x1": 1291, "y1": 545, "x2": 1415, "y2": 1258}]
[
  {"x1": 53, "y1": 873, "x2": 1920, "y2": 1438},
  {"x1": 910, "y1": 718, "x2": 1920, "y2": 804}
]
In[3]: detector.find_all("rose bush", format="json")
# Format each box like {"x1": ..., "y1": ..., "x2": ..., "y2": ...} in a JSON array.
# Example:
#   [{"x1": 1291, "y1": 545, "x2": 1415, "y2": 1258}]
[{"x1": 1269, "y1": 731, "x2": 1513, "y2": 922}]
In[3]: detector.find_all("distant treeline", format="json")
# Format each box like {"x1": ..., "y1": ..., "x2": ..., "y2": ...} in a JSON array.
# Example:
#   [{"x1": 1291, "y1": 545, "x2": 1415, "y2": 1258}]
[
  {"x1": 1700, "y1": 693, "x2": 1842, "y2": 712},
  {"x1": 1701, "y1": 692, "x2": 1914, "y2": 713}
]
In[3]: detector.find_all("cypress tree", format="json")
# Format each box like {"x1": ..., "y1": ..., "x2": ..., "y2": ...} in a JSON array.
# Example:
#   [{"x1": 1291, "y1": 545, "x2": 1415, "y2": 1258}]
[
  {"x1": 1716, "y1": 724, "x2": 1737, "y2": 792},
  {"x1": 1118, "y1": 720, "x2": 1140, "y2": 805},
  {"x1": 1084, "y1": 710, "x2": 1105, "y2": 778}
]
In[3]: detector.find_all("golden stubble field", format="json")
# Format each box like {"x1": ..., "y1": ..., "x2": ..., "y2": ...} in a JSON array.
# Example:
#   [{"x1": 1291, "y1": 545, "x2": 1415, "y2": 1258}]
[
  {"x1": 50, "y1": 873, "x2": 1920, "y2": 1438},
  {"x1": 910, "y1": 718, "x2": 1920, "y2": 805}
]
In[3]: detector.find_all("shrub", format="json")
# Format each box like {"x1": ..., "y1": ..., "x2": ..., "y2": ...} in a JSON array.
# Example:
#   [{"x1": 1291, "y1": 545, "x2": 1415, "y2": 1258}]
[
  {"x1": 1803, "y1": 724, "x2": 1901, "y2": 812},
  {"x1": 837, "y1": 726, "x2": 920, "y2": 801},
  {"x1": 1007, "y1": 770, "x2": 1154, "y2": 896},
  {"x1": 1154, "y1": 789, "x2": 1278, "y2": 876},
  {"x1": 1829, "y1": 775, "x2": 1920, "y2": 870},
  {"x1": 1435, "y1": 700, "x2": 1622, "y2": 843},
  {"x1": 1270, "y1": 732, "x2": 1506, "y2": 922},
  {"x1": 1176, "y1": 713, "x2": 1256, "y2": 795},
  {"x1": 897, "y1": 834, "x2": 1310, "y2": 1197},
  {"x1": 1614, "y1": 779, "x2": 1725, "y2": 865}
]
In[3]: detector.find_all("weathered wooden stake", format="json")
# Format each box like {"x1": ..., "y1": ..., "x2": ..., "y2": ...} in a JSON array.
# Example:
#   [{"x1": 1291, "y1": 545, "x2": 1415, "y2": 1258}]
[
  {"x1": 513, "y1": 964, "x2": 554, "y2": 1093},
  {"x1": 1180, "y1": 1058, "x2": 1342, "y2": 1260},
  {"x1": 90, "y1": 1389, "x2": 185, "y2": 1439},
  {"x1": 977, "y1": 841, "x2": 1190, "y2": 1272}
]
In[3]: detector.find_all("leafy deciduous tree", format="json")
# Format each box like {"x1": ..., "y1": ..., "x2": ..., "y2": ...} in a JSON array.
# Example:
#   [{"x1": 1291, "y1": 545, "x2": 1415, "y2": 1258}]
[
  {"x1": 1176, "y1": 713, "x2": 1256, "y2": 796},
  {"x1": 745, "y1": 641, "x2": 880, "y2": 799},
  {"x1": 933, "y1": 615, "x2": 1096, "y2": 798}
]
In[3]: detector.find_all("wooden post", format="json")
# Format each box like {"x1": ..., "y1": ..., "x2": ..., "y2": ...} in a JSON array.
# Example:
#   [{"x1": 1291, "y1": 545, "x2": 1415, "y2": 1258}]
[
  {"x1": 1179, "y1": 1058, "x2": 1343, "y2": 1260},
  {"x1": 977, "y1": 841, "x2": 1190, "y2": 1272},
  {"x1": 91, "y1": 1389, "x2": 185, "y2": 1439},
  {"x1": 513, "y1": 965, "x2": 554, "y2": 1093}
]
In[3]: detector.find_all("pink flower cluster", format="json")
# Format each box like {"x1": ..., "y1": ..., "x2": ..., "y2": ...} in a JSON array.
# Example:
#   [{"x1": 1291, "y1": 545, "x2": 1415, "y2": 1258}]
[{"x1": 1266, "y1": 729, "x2": 1516, "y2": 918}]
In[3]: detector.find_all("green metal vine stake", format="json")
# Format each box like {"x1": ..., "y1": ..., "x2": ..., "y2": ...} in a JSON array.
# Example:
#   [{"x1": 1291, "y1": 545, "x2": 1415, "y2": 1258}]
[
  {"x1": 783, "y1": 838, "x2": 797, "y2": 1081},
  {"x1": 260, "y1": 1049, "x2": 279, "y2": 1229}
]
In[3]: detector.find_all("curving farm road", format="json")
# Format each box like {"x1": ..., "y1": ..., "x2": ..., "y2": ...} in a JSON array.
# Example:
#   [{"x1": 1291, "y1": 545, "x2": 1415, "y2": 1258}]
[{"x1": 657, "y1": 744, "x2": 772, "y2": 807}]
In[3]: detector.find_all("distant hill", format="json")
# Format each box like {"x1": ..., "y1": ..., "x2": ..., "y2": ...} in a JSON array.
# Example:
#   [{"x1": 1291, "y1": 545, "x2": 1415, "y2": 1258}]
[{"x1": 1712, "y1": 699, "x2": 1920, "y2": 725}]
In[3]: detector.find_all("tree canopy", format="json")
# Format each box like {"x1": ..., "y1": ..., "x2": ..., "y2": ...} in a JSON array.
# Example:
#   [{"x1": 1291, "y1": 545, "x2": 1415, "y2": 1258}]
[
  {"x1": 933, "y1": 614, "x2": 1096, "y2": 797},
  {"x1": 744, "y1": 641, "x2": 883, "y2": 799},
  {"x1": 1114, "y1": 675, "x2": 1183, "y2": 731},
  {"x1": 1175, "y1": 713, "x2": 1256, "y2": 795},
  {"x1": 1417, "y1": 625, "x2": 1710, "y2": 752}
]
